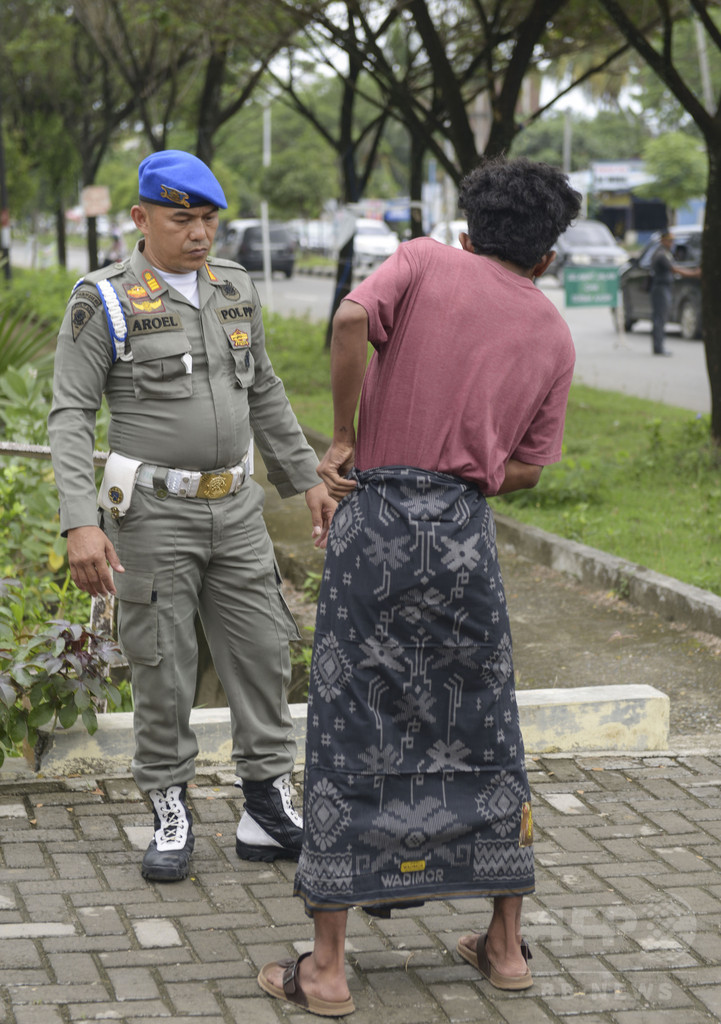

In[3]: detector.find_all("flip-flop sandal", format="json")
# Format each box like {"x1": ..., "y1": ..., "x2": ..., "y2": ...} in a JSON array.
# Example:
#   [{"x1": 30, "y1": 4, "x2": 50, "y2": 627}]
[
  {"x1": 257, "y1": 951, "x2": 356, "y2": 1017},
  {"x1": 456, "y1": 932, "x2": 533, "y2": 990}
]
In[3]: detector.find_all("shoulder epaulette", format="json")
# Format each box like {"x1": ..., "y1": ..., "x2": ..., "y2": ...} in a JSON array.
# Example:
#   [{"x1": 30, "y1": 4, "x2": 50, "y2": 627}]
[{"x1": 206, "y1": 255, "x2": 247, "y2": 271}]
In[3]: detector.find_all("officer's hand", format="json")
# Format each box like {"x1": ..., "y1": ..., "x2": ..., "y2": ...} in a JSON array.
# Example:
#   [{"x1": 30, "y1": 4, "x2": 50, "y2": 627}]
[
  {"x1": 66, "y1": 526, "x2": 125, "y2": 597},
  {"x1": 304, "y1": 483, "x2": 337, "y2": 550},
  {"x1": 316, "y1": 440, "x2": 356, "y2": 502}
]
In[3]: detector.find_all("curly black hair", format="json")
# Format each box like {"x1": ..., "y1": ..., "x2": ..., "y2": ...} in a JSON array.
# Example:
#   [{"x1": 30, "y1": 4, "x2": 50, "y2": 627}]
[{"x1": 458, "y1": 156, "x2": 582, "y2": 270}]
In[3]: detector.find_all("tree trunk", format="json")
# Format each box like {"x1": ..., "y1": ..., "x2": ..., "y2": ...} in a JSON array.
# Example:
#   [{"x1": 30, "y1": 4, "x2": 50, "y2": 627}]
[
  {"x1": 195, "y1": 50, "x2": 226, "y2": 166},
  {"x1": 409, "y1": 131, "x2": 425, "y2": 239},
  {"x1": 702, "y1": 143, "x2": 721, "y2": 446},
  {"x1": 325, "y1": 237, "x2": 355, "y2": 348},
  {"x1": 324, "y1": 38, "x2": 362, "y2": 348},
  {"x1": 87, "y1": 215, "x2": 99, "y2": 273},
  {"x1": 55, "y1": 205, "x2": 67, "y2": 269}
]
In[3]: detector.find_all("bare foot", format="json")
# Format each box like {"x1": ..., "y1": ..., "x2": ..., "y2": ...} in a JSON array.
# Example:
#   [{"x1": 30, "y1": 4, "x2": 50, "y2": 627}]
[
  {"x1": 458, "y1": 932, "x2": 479, "y2": 957},
  {"x1": 263, "y1": 953, "x2": 351, "y2": 1004},
  {"x1": 459, "y1": 932, "x2": 528, "y2": 979}
]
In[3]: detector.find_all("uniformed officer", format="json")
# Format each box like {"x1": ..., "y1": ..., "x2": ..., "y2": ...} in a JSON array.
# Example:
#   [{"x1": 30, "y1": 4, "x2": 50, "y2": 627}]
[{"x1": 48, "y1": 150, "x2": 335, "y2": 882}]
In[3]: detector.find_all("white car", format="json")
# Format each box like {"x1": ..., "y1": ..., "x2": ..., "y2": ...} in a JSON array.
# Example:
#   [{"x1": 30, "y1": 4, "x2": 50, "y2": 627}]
[
  {"x1": 552, "y1": 219, "x2": 627, "y2": 281},
  {"x1": 353, "y1": 218, "x2": 400, "y2": 266},
  {"x1": 429, "y1": 220, "x2": 467, "y2": 247}
]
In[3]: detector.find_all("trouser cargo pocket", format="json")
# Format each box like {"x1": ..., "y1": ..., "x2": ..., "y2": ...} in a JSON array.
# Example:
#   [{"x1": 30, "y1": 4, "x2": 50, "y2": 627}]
[{"x1": 114, "y1": 570, "x2": 161, "y2": 666}]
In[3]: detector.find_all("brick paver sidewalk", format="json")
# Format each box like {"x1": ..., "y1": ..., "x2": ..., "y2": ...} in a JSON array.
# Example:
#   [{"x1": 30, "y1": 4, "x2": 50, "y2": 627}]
[{"x1": 1, "y1": 750, "x2": 721, "y2": 1023}]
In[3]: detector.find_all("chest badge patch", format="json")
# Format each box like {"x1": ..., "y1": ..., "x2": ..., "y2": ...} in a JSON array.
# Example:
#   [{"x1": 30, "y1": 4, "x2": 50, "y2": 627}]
[
  {"x1": 228, "y1": 328, "x2": 250, "y2": 349},
  {"x1": 125, "y1": 283, "x2": 149, "y2": 300},
  {"x1": 142, "y1": 270, "x2": 162, "y2": 293},
  {"x1": 130, "y1": 297, "x2": 166, "y2": 314},
  {"x1": 221, "y1": 281, "x2": 240, "y2": 301}
]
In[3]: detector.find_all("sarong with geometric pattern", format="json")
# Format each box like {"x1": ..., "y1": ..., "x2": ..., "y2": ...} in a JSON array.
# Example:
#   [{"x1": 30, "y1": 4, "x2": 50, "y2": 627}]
[{"x1": 294, "y1": 466, "x2": 534, "y2": 916}]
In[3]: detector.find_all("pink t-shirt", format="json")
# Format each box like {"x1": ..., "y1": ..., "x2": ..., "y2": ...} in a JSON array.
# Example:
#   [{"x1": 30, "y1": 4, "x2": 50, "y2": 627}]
[{"x1": 346, "y1": 237, "x2": 575, "y2": 495}]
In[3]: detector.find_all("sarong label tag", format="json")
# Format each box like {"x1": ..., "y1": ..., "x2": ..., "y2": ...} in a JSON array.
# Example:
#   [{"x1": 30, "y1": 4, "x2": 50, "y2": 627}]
[
  {"x1": 400, "y1": 860, "x2": 426, "y2": 873},
  {"x1": 519, "y1": 802, "x2": 534, "y2": 848}
]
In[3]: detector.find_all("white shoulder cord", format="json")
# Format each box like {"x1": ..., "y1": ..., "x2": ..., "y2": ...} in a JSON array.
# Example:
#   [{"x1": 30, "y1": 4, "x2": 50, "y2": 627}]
[{"x1": 96, "y1": 279, "x2": 130, "y2": 362}]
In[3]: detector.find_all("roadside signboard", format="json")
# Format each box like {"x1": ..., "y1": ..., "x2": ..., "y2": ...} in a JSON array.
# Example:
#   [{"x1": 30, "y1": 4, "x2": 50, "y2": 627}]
[
  {"x1": 564, "y1": 266, "x2": 619, "y2": 307},
  {"x1": 81, "y1": 185, "x2": 111, "y2": 218}
]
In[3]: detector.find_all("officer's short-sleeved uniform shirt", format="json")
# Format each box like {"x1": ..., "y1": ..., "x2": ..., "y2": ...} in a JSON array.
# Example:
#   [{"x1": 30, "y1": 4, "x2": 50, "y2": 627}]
[{"x1": 49, "y1": 240, "x2": 320, "y2": 533}]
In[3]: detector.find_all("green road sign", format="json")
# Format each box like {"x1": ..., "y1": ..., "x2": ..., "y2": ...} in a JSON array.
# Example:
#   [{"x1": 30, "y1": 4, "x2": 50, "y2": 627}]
[{"x1": 564, "y1": 266, "x2": 619, "y2": 307}]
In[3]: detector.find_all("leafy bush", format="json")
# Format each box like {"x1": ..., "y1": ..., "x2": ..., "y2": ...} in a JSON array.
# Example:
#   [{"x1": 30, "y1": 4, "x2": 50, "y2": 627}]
[
  {"x1": 0, "y1": 364, "x2": 80, "y2": 593},
  {"x1": 0, "y1": 361, "x2": 55, "y2": 443},
  {"x1": 0, "y1": 578, "x2": 123, "y2": 769},
  {"x1": 0, "y1": 362, "x2": 109, "y2": 596},
  {"x1": 0, "y1": 266, "x2": 77, "y2": 327},
  {"x1": 0, "y1": 298, "x2": 54, "y2": 376}
]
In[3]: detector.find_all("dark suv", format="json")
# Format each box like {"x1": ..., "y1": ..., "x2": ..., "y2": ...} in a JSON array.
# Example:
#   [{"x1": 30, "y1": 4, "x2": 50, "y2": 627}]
[
  {"x1": 214, "y1": 219, "x2": 296, "y2": 277},
  {"x1": 619, "y1": 226, "x2": 702, "y2": 339}
]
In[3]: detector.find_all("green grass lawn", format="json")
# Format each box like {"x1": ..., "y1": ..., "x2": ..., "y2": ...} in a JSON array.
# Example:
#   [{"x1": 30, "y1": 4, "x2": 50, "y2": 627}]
[{"x1": 265, "y1": 312, "x2": 721, "y2": 597}]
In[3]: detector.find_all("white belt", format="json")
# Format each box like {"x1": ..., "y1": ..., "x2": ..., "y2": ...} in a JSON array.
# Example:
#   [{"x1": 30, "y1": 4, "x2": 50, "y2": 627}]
[{"x1": 136, "y1": 457, "x2": 248, "y2": 500}]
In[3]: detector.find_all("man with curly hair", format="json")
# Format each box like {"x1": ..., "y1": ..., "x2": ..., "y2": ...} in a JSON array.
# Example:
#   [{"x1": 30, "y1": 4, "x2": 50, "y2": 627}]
[{"x1": 258, "y1": 156, "x2": 581, "y2": 1017}]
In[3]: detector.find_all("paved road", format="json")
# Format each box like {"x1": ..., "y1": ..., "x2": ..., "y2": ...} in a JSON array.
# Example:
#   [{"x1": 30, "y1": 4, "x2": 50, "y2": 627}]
[
  {"x1": 540, "y1": 281, "x2": 710, "y2": 415},
  {"x1": 11, "y1": 241, "x2": 710, "y2": 414}
]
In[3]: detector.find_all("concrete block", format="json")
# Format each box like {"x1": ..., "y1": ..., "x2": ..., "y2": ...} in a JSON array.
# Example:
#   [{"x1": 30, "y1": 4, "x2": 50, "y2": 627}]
[
  {"x1": 18, "y1": 686, "x2": 668, "y2": 778},
  {"x1": 24, "y1": 705, "x2": 307, "y2": 778},
  {"x1": 518, "y1": 684, "x2": 669, "y2": 753}
]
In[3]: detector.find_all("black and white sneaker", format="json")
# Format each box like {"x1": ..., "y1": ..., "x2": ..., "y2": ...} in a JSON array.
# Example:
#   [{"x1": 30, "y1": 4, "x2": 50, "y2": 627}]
[
  {"x1": 141, "y1": 783, "x2": 194, "y2": 882},
  {"x1": 236, "y1": 773, "x2": 303, "y2": 862}
]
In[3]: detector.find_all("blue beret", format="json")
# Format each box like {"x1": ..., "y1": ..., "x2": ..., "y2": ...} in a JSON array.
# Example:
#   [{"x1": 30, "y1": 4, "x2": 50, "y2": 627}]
[{"x1": 138, "y1": 150, "x2": 227, "y2": 209}]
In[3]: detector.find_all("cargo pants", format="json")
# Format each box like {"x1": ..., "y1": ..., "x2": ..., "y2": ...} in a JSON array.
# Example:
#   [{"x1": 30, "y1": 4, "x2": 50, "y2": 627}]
[{"x1": 102, "y1": 475, "x2": 299, "y2": 792}]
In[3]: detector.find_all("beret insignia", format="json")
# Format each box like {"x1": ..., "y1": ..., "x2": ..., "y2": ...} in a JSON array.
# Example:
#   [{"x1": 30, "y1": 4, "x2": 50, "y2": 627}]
[{"x1": 160, "y1": 184, "x2": 190, "y2": 207}]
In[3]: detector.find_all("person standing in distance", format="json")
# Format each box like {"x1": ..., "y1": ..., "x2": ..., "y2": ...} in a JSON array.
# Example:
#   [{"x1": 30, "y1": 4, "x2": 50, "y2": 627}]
[
  {"x1": 649, "y1": 230, "x2": 701, "y2": 356},
  {"x1": 49, "y1": 150, "x2": 336, "y2": 882},
  {"x1": 258, "y1": 156, "x2": 581, "y2": 1017}
]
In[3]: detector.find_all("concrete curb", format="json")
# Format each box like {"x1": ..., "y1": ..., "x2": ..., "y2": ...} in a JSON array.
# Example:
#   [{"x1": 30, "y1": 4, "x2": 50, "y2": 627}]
[
  {"x1": 4, "y1": 684, "x2": 670, "y2": 779},
  {"x1": 494, "y1": 512, "x2": 721, "y2": 638}
]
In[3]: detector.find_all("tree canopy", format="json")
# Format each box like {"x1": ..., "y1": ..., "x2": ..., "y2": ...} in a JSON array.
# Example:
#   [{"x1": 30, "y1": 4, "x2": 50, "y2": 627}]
[
  {"x1": 634, "y1": 131, "x2": 707, "y2": 216},
  {"x1": 2, "y1": 0, "x2": 720, "y2": 437}
]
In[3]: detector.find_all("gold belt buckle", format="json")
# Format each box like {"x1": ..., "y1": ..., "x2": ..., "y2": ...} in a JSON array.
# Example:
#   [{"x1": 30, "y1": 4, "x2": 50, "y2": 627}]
[{"x1": 196, "y1": 470, "x2": 233, "y2": 499}]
